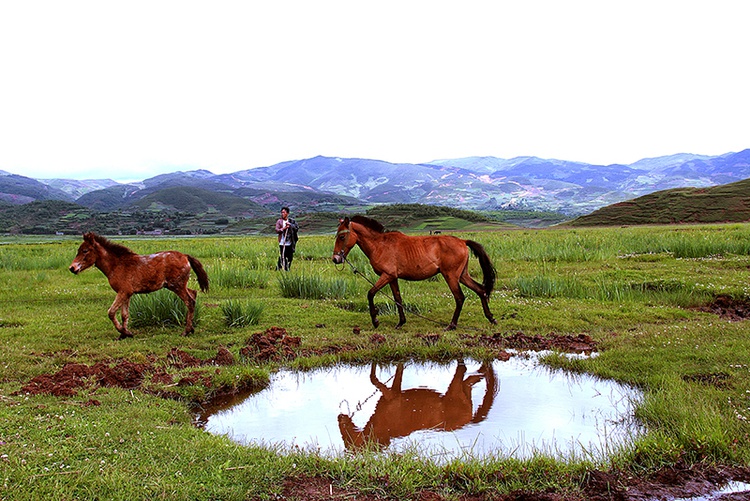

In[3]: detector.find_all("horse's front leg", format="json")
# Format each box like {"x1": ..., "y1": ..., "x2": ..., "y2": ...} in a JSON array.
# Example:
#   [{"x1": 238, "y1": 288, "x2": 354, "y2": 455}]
[
  {"x1": 388, "y1": 281, "x2": 407, "y2": 328},
  {"x1": 108, "y1": 293, "x2": 134, "y2": 339},
  {"x1": 367, "y1": 275, "x2": 392, "y2": 329}
]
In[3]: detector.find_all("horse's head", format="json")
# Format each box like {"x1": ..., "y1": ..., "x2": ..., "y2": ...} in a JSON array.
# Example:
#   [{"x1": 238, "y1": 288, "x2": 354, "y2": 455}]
[
  {"x1": 332, "y1": 217, "x2": 356, "y2": 264},
  {"x1": 337, "y1": 413, "x2": 388, "y2": 450},
  {"x1": 69, "y1": 232, "x2": 99, "y2": 274}
]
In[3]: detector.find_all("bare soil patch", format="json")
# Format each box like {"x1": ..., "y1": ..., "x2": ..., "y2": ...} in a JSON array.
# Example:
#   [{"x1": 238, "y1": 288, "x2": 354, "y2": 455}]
[
  {"x1": 476, "y1": 331, "x2": 598, "y2": 354},
  {"x1": 694, "y1": 295, "x2": 750, "y2": 321}
]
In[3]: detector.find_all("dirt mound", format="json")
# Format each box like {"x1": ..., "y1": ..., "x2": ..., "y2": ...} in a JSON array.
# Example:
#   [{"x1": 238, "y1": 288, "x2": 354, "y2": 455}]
[
  {"x1": 478, "y1": 331, "x2": 598, "y2": 354},
  {"x1": 695, "y1": 295, "x2": 750, "y2": 321},
  {"x1": 240, "y1": 326, "x2": 301, "y2": 362},
  {"x1": 15, "y1": 346, "x2": 234, "y2": 399},
  {"x1": 16, "y1": 360, "x2": 152, "y2": 397},
  {"x1": 15, "y1": 327, "x2": 302, "y2": 400}
]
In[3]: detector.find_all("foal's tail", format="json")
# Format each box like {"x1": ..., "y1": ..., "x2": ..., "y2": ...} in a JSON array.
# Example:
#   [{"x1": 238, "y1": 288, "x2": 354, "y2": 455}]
[
  {"x1": 466, "y1": 240, "x2": 496, "y2": 295},
  {"x1": 188, "y1": 255, "x2": 210, "y2": 293}
]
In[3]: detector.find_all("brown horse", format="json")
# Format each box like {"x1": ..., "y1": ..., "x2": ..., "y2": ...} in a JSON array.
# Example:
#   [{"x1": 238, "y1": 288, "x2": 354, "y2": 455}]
[
  {"x1": 338, "y1": 361, "x2": 498, "y2": 450},
  {"x1": 332, "y1": 216, "x2": 497, "y2": 329},
  {"x1": 69, "y1": 232, "x2": 209, "y2": 339}
]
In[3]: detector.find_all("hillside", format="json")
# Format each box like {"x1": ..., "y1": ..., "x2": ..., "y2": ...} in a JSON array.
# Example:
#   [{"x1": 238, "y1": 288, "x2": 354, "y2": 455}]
[
  {"x1": 130, "y1": 186, "x2": 267, "y2": 217},
  {"x1": 0, "y1": 200, "x2": 517, "y2": 236},
  {"x1": 565, "y1": 178, "x2": 750, "y2": 227},
  {"x1": 0, "y1": 174, "x2": 74, "y2": 204}
]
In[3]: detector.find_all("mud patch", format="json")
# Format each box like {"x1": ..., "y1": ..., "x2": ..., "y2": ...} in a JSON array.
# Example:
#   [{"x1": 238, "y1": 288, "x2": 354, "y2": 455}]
[
  {"x1": 13, "y1": 327, "x2": 346, "y2": 402},
  {"x1": 239, "y1": 326, "x2": 301, "y2": 362},
  {"x1": 15, "y1": 360, "x2": 152, "y2": 397},
  {"x1": 683, "y1": 371, "x2": 733, "y2": 389},
  {"x1": 582, "y1": 462, "x2": 750, "y2": 501},
  {"x1": 15, "y1": 346, "x2": 235, "y2": 400},
  {"x1": 477, "y1": 331, "x2": 598, "y2": 354},
  {"x1": 694, "y1": 295, "x2": 750, "y2": 321},
  {"x1": 279, "y1": 464, "x2": 750, "y2": 501}
]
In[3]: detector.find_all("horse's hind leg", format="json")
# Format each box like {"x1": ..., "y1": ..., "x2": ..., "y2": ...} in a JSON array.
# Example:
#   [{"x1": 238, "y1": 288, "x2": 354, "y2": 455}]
[
  {"x1": 388, "y1": 281, "x2": 407, "y2": 328},
  {"x1": 109, "y1": 293, "x2": 134, "y2": 339},
  {"x1": 171, "y1": 286, "x2": 197, "y2": 335},
  {"x1": 367, "y1": 275, "x2": 393, "y2": 329},
  {"x1": 443, "y1": 274, "x2": 466, "y2": 330},
  {"x1": 459, "y1": 271, "x2": 497, "y2": 325}
]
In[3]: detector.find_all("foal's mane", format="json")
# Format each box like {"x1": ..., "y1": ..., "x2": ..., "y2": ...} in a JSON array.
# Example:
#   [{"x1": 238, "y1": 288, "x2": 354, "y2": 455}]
[
  {"x1": 87, "y1": 233, "x2": 135, "y2": 257},
  {"x1": 351, "y1": 215, "x2": 387, "y2": 233}
]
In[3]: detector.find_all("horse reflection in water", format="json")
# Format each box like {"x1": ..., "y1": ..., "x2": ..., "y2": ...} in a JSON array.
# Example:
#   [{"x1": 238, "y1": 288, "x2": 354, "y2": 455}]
[{"x1": 338, "y1": 361, "x2": 498, "y2": 450}]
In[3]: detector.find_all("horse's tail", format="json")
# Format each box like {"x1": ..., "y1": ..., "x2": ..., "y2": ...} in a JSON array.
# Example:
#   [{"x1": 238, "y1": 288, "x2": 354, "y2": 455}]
[
  {"x1": 466, "y1": 240, "x2": 495, "y2": 295},
  {"x1": 188, "y1": 255, "x2": 210, "y2": 293}
]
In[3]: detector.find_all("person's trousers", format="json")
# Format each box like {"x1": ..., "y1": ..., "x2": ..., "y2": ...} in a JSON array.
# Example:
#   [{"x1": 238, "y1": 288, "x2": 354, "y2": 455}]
[{"x1": 277, "y1": 245, "x2": 294, "y2": 271}]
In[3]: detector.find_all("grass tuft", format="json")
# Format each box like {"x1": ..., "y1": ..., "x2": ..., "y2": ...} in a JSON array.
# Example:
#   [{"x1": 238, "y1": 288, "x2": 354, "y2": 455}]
[
  {"x1": 130, "y1": 289, "x2": 202, "y2": 328},
  {"x1": 221, "y1": 299, "x2": 264, "y2": 327}
]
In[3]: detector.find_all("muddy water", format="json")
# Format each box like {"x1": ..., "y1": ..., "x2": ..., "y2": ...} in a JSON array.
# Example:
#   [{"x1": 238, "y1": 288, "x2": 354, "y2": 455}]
[{"x1": 199, "y1": 355, "x2": 643, "y2": 461}]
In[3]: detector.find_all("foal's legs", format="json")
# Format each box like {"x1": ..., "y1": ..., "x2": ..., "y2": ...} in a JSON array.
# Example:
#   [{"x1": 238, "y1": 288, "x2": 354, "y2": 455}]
[
  {"x1": 169, "y1": 285, "x2": 197, "y2": 335},
  {"x1": 108, "y1": 292, "x2": 134, "y2": 339}
]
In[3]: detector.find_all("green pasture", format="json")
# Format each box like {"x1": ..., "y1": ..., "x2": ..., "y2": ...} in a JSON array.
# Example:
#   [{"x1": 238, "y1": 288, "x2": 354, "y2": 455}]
[{"x1": 1, "y1": 224, "x2": 750, "y2": 499}]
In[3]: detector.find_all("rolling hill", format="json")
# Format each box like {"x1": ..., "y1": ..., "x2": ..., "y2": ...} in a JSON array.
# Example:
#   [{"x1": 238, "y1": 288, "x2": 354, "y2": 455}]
[{"x1": 565, "y1": 178, "x2": 750, "y2": 227}]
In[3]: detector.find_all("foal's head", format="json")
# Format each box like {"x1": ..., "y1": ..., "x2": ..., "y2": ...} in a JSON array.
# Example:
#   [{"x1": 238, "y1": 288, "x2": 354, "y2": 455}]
[
  {"x1": 69, "y1": 233, "x2": 101, "y2": 274},
  {"x1": 69, "y1": 232, "x2": 133, "y2": 274}
]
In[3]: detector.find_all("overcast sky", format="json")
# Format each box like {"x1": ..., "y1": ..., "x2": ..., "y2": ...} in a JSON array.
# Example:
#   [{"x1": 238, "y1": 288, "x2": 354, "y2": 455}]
[{"x1": 1, "y1": 1, "x2": 748, "y2": 181}]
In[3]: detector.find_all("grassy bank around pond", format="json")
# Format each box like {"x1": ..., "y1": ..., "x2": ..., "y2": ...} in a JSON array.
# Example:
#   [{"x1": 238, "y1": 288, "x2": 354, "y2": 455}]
[{"x1": 1, "y1": 224, "x2": 750, "y2": 500}]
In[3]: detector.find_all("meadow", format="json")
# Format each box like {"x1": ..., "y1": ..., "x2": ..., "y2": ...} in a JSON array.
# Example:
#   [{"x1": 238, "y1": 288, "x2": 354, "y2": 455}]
[{"x1": 1, "y1": 223, "x2": 750, "y2": 500}]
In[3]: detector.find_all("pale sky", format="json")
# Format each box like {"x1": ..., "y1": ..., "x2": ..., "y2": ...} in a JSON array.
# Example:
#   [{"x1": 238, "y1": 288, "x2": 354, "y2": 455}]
[{"x1": 1, "y1": 1, "x2": 748, "y2": 181}]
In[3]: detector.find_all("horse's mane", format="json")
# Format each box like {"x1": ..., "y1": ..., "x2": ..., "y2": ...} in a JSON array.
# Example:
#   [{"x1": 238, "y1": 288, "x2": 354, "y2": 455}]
[
  {"x1": 351, "y1": 215, "x2": 387, "y2": 233},
  {"x1": 87, "y1": 233, "x2": 135, "y2": 257}
]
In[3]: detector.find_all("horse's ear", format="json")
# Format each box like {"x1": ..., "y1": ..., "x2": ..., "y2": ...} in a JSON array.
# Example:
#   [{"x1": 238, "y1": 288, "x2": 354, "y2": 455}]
[
  {"x1": 341, "y1": 217, "x2": 350, "y2": 226},
  {"x1": 83, "y1": 232, "x2": 93, "y2": 241}
]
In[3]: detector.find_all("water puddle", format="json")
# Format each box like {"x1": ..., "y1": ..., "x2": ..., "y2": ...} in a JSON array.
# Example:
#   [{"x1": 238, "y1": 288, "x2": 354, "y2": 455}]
[{"x1": 198, "y1": 355, "x2": 643, "y2": 461}]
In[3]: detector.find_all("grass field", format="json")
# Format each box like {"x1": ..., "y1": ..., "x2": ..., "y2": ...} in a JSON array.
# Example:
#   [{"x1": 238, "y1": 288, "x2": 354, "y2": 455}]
[{"x1": 1, "y1": 223, "x2": 750, "y2": 499}]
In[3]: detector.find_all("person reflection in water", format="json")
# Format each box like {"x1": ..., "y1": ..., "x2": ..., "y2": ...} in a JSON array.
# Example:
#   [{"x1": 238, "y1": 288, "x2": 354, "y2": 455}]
[{"x1": 338, "y1": 360, "x2": 498, "y2": 450}]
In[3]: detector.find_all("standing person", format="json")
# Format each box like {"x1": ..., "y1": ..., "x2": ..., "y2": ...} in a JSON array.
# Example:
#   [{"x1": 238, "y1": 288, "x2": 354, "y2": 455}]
[{"x1": 275, "y1": 206, "x2": 299, "y2": 271}]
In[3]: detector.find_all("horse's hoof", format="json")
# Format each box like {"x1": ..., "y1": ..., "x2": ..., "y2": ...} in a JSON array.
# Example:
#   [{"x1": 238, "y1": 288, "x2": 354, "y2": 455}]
[
  {"x1": 372, "y1": 319, "x2": 380, "y2": 329},
  {"x1": 489, "y1": 318, "x2": 498, "y2": 325},
  {"x1": 118, "y1": 332, "x2": 134, "y2": 340},
  {"x1": 445, "y1": 324, "x2": 457, "y2": 331}
]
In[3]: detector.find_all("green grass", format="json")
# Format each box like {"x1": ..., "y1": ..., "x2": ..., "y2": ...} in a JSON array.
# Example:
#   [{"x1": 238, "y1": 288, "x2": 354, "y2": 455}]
[
  {"x1": 221, "y1": 299, "x2": 264, "y2": 327},
  {"x1": 1, "y1": 223, "x2": 750, "y2": 499},
  {"x1": 277, "y1": 272, "x2": 353, "y2": 300}
]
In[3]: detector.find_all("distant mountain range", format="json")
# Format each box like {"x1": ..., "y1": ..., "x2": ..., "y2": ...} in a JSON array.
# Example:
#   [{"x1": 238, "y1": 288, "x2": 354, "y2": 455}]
[{"x1": 2, "y1": 149, "x2": 749, "y2": 216}]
